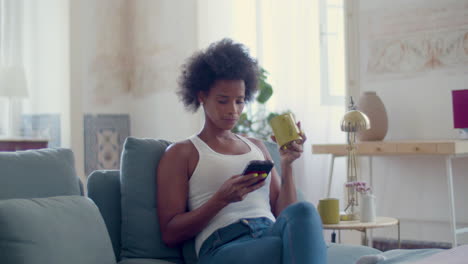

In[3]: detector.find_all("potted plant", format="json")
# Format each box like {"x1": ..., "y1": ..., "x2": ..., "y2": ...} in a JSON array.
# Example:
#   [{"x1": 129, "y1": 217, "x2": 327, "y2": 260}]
[{"x1": 232, "y1": 67, "x2": 281, "y2": 140}]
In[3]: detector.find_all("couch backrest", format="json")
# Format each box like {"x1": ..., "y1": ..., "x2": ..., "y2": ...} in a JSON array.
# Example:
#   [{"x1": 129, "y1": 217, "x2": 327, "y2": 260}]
[
  {"x1": 0, "y1": 148, "x2": 82, "y2": 200},
  {"x1": 264, "y1": 141, "x2": 282, "y2": 176},
  {"x1": 120, "y1": 137, "x2": 184, "y2": 263}
]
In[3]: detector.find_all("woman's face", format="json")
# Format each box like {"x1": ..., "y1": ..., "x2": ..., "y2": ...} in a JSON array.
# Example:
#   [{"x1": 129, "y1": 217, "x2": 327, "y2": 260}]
[{"x1": 200, "y1": 79, "x2": 246, "y2": 130}]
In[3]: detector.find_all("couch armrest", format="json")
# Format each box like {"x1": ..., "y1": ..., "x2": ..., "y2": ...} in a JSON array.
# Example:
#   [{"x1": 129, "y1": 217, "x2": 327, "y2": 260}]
[{"x1": 87, "y1": 170, "x2": 122, "y2": 261}]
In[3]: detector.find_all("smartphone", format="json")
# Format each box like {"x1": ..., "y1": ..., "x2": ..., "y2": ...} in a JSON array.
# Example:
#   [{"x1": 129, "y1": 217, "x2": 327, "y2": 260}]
[{"x1": 242, "y1": 160, "x2": 274, "y2": 177}]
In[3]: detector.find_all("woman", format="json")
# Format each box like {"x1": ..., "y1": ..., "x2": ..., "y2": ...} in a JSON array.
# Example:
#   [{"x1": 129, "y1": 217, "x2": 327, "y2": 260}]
[{"x1": 157, "y1": 38, "x2": 326, "y2": 264}]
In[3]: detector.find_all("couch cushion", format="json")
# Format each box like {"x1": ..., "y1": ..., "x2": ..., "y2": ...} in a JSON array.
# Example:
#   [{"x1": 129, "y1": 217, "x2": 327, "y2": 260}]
[
  {"x1": 379, "y1": 248, "x2": 444, "y2": 264},
  {"x1": 0, "y1": 196, "x2": 116, "y2": 264},
  {"x1": 118, "y1": 258, "x2": 176, "y2": 264},
  {"x1": 88, "y1": 170, "x2": 122, "y2": 261},
  {"x1": 327, "y1": 243, "x2": 382, "y2": 264},
  {"x1": 263, "y1": 141, "x2": 282, "y2": 176},
  {"x1": 0, "y1": 148, "x2": 81, "y2": 199},
  {"x1": 120, "y1": 137, "x2": 183, "y2": 263}
]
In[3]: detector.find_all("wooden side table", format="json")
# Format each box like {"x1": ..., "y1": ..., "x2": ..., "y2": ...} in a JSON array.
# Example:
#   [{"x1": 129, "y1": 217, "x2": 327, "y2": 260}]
[
  {"x1": 312, "y1": 140, "x2": 468, "y2": 248},
  {"x1": 323, "y1": 216, "x2": 400, "y2": 248},
  {"x1": 0, "y1": 138, "x2": 49, "y2": 151}
]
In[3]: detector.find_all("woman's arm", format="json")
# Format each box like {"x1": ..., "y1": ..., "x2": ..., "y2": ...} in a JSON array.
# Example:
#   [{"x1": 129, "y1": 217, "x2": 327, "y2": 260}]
[
  {"x1": 249, "y1": 138, "x2": 297, "y2": 216},
  {"x1": 157, "y1": 141, "x2": 267, "y2": 247}
]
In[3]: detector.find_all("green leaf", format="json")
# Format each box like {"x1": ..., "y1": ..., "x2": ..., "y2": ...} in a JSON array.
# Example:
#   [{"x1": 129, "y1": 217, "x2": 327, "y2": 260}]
[
  {"x1": 266, "y1": 112, "x2": 280, "y2": 123},
  {"x1": 256, "y1": 67, "x2": 273, "y2": 104},
  {"x1": 233, "y1": 66, "x2": 277, "y2": 139},
  {"x1": 256, "y1": 82, "x2": 273, "y2": 104}
]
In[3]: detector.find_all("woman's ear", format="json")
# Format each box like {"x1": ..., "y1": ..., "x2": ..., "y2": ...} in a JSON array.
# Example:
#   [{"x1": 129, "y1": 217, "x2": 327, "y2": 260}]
[{"x1": 198, "y1": 91, "x2": 205, "y2": 105}]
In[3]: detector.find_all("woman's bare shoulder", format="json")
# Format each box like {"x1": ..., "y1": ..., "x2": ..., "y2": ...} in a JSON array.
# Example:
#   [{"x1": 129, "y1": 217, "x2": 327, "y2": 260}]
[{"x1": 164, "y1": 139, "x2": 196, "y2": 159}]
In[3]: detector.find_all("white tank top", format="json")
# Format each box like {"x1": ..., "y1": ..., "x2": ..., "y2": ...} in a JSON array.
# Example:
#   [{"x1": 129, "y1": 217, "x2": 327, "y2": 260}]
[{"x1": 188, "y1": 134, "x2": 276, "y2": 255}]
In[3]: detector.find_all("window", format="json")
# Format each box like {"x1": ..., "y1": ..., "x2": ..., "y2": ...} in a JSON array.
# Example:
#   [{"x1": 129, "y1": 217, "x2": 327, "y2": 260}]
[{"x1": 319, "y1": 0, "x2": 346, "y2": 105}]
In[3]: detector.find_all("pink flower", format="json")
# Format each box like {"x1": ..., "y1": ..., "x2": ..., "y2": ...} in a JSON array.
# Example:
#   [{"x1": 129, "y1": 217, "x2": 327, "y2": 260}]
[{"x1": 346, "y1": 181, "x2": 372, "y2": 195}]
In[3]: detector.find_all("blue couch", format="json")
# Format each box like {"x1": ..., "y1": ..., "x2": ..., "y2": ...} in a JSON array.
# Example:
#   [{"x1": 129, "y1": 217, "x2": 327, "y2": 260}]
[
  {"x1": 0, "y1": 148, "x2": 116, "y2": 264},
  {"x1": 0, "y1": 137, "x2": 443, "y2": 264}
]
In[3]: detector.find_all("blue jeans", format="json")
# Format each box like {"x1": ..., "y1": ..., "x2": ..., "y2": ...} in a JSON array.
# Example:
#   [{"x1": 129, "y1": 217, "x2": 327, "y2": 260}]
[{"x1": 198, "y1": 202, "x2": 327, "y2": 264}]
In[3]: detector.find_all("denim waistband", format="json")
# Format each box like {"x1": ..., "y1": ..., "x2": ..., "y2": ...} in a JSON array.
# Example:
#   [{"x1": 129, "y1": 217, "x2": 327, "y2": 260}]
[{"x1": 199, "y1": 217, "x2": 274, "y2": 257}]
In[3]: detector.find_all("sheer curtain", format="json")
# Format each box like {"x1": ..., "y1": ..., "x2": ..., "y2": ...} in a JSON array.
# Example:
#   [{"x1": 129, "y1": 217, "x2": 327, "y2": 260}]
[
  {"x1": 0, "y1": 0, "x2": 24, "y2": 66},
  {"x1": 0, "y1": 0, "x2": 26, "y2": 136},
  {"x1": 0, "y1": 0, "x2": 69, "y2": 145},
  {"x1": 198, "y1": 0, "x2": 346, "y2": 203}
]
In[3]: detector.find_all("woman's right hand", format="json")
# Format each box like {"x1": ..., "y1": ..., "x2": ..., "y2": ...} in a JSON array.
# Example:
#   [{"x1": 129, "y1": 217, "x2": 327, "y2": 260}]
[{"x1": 213, "y1": 173, "x2": 267, "y2": 205}]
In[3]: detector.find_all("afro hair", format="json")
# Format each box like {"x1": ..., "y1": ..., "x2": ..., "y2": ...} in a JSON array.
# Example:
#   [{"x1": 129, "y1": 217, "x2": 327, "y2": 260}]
[{"x1": 177, "y1": 38, "x2": 260, "y2": 112}]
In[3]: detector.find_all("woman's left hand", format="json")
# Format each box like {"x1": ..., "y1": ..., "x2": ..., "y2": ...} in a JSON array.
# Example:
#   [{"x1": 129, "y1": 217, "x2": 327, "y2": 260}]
[{"x1": 271, "y1": 121, "x2": 307, "y2": 165}]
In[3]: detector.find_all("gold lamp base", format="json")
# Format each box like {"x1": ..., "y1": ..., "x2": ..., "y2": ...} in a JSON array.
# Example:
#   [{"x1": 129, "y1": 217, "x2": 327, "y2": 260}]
[{"x1": 340, "y1": 97, "x2": 371, "y2": 222}]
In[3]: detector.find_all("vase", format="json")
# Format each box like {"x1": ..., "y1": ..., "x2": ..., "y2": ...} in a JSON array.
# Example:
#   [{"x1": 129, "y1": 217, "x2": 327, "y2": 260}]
[
  {"x1": 357, "y1": 91, "x2": 388, "y2": 141},
  {"x1": 360, "y1": 194, "x2": 376, "y2": 222}
]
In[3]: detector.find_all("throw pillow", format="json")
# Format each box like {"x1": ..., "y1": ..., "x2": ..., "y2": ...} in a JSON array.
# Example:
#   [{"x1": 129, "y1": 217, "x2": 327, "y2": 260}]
[
  {"x1": 120, "y1": 137, "x2": 183, "y2": 263},
  {"x1": 0, "y1": 196, "x2": 115, "y2": 264},
  {"x1": 0, "y1": 148, "x2": 81, "y2": 199}
]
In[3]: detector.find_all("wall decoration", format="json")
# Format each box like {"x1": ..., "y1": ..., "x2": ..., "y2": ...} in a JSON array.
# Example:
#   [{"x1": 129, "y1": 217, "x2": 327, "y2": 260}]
[
  {"x1": 362, "y1": 1, "x2": 468, "y2": 80},
  {"x1": 86, "y1": 0, "x2": 132, "y2": 105},
  {"x1": 21, "y1": 114, "x2": 61, "y2": 148},
  {"x1": 84, "y1": 114, "x2": 130, "y2": 176}
]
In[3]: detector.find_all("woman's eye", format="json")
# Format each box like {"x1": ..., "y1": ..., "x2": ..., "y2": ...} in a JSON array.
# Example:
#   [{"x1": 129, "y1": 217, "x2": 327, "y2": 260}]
[{"x1": 236, "y1": 101, "x2": 245, "y2": 104}]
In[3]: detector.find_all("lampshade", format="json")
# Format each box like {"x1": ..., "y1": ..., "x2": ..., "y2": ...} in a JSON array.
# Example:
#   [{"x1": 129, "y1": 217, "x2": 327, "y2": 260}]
[
  {"x1": 0, "y1": 66, "x2": 29, "y2": 98},
  {"x1": 452, "y1": 89, "x2": 468, "y2": 128},
  {"x1": 340, "y1": 110, "x2": 371, "y2": 132}
]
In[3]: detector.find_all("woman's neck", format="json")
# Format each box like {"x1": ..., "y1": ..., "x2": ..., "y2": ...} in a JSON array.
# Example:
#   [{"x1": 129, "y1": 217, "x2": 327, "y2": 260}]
[{"x1": 198, "y1": 125, "x2": 237, "y2": 142}]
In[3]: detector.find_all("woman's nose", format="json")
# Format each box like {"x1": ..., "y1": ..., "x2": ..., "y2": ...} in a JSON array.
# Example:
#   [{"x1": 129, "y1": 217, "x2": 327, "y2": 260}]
[{"x1": 228, "y1": 102, "x2": 238, "y2": 114}]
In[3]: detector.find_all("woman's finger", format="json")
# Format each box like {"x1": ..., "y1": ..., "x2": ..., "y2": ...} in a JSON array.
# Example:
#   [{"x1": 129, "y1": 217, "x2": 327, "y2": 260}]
[
  {"x1": 291, "y1": 141, "x2": 303, "y2": 152},
  {"x1": 236, "y1": 173, "x2": 266, "y2": 186},
  {"x1": 244, "y1": 180, "x2": 266, "y2": 194},
  {"x1": 301, "y1": 132, "x2": 307, "y2": 143},
  {"x1": 271, "y1": 135, "x2": 277, "y2": 143},
  {"x1": 245, "y1": 174, "x2": 267, "y2": 187}
]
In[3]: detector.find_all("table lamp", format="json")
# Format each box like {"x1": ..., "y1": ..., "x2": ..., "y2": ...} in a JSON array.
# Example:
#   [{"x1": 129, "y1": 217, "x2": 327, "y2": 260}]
[
  {"x1": 0, "y1": 66, "x2": 29, "y2": 137},
  {"x1": 340, "y1": 97, "x2": 370, "y2": 220},
  {"x1": 452, "y1": 89, "x2": 468, "y2": 140}
]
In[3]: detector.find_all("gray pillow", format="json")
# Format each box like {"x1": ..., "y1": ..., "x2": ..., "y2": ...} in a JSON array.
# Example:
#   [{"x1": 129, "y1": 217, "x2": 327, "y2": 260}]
[
  {"x1": 0, "y1": 196, "x2": 116, "y2": 264},
  {"x1": 0, "y1": 148, "x2": 81, "y2": 199},
  {"x1": 120, "y1": 137, "x2": 183, "y2": 263}
]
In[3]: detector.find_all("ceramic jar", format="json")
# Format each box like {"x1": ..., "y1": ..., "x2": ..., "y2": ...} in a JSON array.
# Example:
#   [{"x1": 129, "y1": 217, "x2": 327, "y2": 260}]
[
  {"x1": 357, "y1": 91, "x2": 388, "y2": 141},
  {"x1": 360, "y1": 194, "x2": 376, "y2": 222}
]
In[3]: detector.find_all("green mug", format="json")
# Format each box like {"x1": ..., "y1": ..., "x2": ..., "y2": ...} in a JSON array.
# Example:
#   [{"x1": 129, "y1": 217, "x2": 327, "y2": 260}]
[
  {"x1": 318, "y1": 198, "x2": 340, "y2": 224},
  {"x1": 269, "y1": 113, "x2": 303, "y2": 148}
]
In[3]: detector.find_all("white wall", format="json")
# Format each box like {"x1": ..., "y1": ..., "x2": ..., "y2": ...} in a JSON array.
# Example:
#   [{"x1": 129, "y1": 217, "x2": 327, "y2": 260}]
[
  {"x1": 74, "y1": 0, "x2": 201, "y2": 140},
  {"x1": 128, "y1": 0, "x2": 202, "y2": 140},
  {"x1": 68, "y1": 0, "x2": 202, "y2": 182},
  {"x1": 358, "y1": 0, "x2": 468, "y2": 244}
]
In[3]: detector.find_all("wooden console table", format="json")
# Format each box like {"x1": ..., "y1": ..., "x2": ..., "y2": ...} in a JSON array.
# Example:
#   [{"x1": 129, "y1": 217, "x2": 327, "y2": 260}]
[
  {"x1": 0, "y1": 138, "x2": 49, "y2": 151},
  {"x1": 312, "y1": 140, "x2": 468, "y2": 248}
]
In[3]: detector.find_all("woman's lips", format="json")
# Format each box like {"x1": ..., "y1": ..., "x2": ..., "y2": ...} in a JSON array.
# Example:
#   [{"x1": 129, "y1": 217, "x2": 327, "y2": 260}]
[{"x1": 223, "y1": 118, "x2": 238, "y2": 123}]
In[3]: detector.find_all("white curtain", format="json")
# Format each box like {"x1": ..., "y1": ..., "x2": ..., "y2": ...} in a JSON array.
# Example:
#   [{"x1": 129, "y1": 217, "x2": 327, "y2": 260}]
[
  {"x1": 0, "y1": 0, "x2": 70, "y2": 141},
  {"x1": 0, "y1": 0, "x2": 26, "y2": 136},
  {"x1": 198, "y1": 0, "x2": 346, "y2": 204},
  {"x1": 0, "y1": 0, "x2": 24, "y2": 66}
]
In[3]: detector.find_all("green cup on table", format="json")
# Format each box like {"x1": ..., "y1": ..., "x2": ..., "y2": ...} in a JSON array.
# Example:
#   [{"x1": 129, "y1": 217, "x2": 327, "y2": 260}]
[{"x1": 318, "y1": 198, "x2": 340, "y2": 224}]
